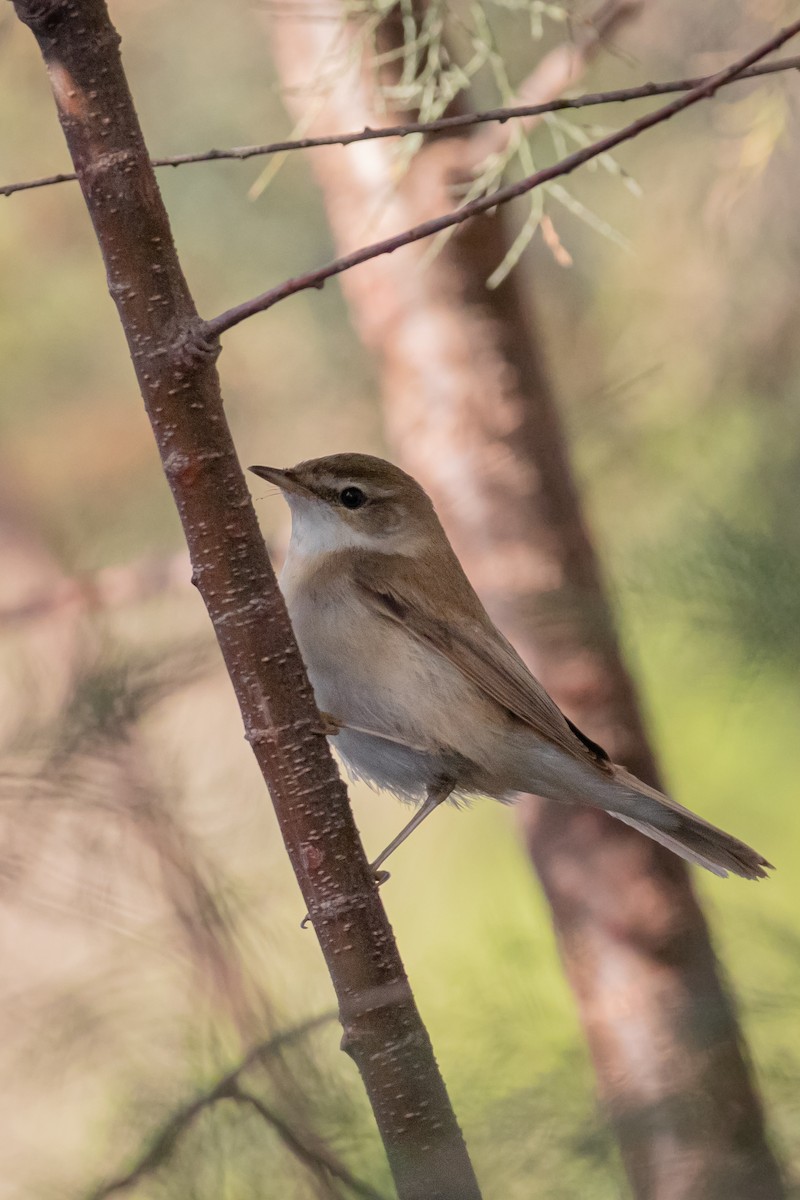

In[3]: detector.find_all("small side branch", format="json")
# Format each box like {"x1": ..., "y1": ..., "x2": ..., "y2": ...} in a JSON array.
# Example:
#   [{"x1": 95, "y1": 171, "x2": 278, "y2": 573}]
[
  {"x1": 1, "y1": 54, "x2": 798, "y2": 198},
  {"x1": 203, "y1": 20, "x2": 800, "y2": 337}
]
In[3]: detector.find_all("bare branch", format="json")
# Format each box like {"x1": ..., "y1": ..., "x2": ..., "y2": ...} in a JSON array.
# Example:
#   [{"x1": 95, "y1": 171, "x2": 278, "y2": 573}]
[
  {"x1": 2, "y1": 54, "x2": 798, "y2": 199},
  {"x1": 12, "y1": 1, "x2": 482, "y2": 1196},
  {"x1": 204, "y1": 20, "x2": 800, "y2": 337}
]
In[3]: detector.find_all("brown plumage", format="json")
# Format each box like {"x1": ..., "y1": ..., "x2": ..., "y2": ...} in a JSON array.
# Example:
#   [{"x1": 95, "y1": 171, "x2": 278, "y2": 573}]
[
  {"x1": 353, "y1": 553, "x2": 771, "y2": 880},
  {"x1": 253, "y1": 453, "x2": 773, "y2": 882}
]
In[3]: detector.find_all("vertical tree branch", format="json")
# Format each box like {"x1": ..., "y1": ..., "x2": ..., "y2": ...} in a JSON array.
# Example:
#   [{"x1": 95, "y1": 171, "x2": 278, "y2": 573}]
[
  {"x1": 267, "y1": 5, "x2": 785, "y2": 1197},
  {"x1": 10, "y1": 3, "x2": 482, "y2": 1196}
]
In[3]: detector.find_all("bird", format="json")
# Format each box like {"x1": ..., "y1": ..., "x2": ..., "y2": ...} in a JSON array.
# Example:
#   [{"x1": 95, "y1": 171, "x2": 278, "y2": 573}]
[{"x1": 249, "y1": 453, "x2": 772, "y2": 882}]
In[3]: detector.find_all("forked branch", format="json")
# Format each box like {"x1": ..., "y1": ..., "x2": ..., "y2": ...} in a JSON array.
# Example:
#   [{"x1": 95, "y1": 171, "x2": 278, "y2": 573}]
[{"x1": 203, "y1": 19, "x2": 800, "y2": 337}]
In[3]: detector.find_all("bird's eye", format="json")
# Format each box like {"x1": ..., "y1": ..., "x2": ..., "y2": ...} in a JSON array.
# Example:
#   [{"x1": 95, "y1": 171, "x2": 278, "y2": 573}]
[{"x1": 340, "y1": 486, "x2": 367, "y2": 510}]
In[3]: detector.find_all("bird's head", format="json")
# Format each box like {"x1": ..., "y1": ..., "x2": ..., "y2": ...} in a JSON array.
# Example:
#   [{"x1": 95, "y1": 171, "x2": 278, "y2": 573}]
[{"x1": 249, "y1": 453, "x2": 440, "y2": 556}]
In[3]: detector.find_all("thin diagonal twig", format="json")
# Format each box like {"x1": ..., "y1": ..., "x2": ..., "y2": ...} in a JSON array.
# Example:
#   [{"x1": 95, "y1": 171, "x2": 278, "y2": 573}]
[
  {"x1": 202, "y1": 20, "x2": 800, "y2": 338},
  {"x1": 1, "y1": 54, "x2": 798, "y2": 198}
]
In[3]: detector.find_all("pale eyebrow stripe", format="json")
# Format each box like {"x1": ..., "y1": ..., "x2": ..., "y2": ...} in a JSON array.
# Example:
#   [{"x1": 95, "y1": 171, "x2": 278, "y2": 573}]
[{"x1": 317, "y1": 476, "x2": 395, "y2": 500}]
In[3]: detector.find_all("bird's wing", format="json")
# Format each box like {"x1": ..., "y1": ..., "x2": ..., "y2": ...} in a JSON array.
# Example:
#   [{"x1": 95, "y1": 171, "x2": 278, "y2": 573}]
[{"x1": 353, "y1": 562, "x2": 610, "y2": 771}]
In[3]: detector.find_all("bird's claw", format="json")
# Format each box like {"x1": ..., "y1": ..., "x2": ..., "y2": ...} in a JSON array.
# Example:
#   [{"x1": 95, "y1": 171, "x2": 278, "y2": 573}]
[{"x1": 318, "y1": 711, "x2": 341, "y2": 737}]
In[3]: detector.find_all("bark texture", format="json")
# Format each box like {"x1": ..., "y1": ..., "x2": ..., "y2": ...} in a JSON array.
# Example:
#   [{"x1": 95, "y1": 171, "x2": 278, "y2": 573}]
[
  {"x1": 12, "y1": 3, "x2": 482, "y2": 1196},
  {"x1": 267, "y1": 6, "x2": 785, "y2": 1197}
]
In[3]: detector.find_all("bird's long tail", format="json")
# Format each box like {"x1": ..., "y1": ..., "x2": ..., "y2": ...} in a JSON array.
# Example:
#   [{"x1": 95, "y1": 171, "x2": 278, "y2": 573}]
[{"x1": 606, "y1": 765, "x2": 772, "y2": 880}]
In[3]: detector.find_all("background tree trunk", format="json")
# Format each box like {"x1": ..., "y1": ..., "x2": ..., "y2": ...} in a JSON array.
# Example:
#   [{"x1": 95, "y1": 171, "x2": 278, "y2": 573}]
[{"x1": 267, "y1": 6, "x2": 785, "y2": 1196}]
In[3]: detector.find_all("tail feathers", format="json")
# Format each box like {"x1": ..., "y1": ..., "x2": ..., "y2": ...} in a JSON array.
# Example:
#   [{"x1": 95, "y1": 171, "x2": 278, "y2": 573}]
[{"x1": 608, "y1": 765, "x2": 773, "y2": 881}]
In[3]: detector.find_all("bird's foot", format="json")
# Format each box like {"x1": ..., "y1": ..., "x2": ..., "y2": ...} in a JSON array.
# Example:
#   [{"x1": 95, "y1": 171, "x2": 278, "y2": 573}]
[
  {"x1": 318, "y1": 711, "x2": 342, "y2": 737},
  {"x1": 300, "y1": 868, "x2": 390, "y2": 928}
]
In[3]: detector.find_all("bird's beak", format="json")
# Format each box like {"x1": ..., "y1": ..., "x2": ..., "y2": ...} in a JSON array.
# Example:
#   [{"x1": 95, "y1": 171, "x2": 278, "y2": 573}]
[{"x1": 248, "y1": 465, "x2": 310, "y2": 497}]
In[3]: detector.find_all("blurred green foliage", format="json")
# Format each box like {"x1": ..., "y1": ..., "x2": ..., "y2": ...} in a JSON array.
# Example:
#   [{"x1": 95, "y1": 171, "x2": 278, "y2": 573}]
[{"x1": 1, "y1": 0, "x2": 799, "y2": 1197}]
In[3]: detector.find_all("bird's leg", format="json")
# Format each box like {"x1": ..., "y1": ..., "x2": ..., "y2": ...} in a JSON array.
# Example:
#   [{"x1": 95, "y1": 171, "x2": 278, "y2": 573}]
[
  {"x1": 319, "y1": 713, "x2": 432, "y2": 756},
  {"x1": 300, "y1": 778, "x2": 454, "y2": 929},
  {"x1": 369, "y1": 777, "x2": 455, "y2": 880}
]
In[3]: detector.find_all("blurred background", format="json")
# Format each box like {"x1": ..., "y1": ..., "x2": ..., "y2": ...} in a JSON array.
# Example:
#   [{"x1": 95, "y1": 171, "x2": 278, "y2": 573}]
[{"x1": 1, "y1": 0, "x2": 799, "y2": 1196}]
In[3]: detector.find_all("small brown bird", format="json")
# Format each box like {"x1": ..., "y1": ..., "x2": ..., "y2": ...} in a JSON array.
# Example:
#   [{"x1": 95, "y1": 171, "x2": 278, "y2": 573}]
[{"x1": 250, "y1": 453, "x2": 772, "y2": 882}]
